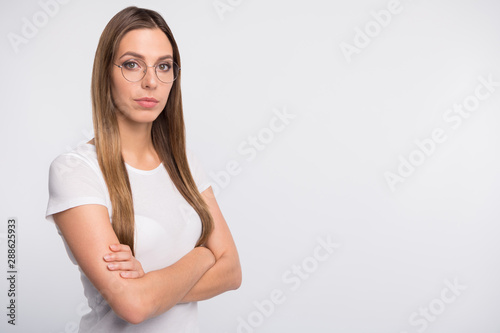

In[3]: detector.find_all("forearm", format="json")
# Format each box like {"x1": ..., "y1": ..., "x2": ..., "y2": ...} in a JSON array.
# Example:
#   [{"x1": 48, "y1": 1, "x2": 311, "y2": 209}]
[
  {"x1": 123, "y1": 246, "x2": 215, "y2": 322},
  {"x1": 179, "y1": 252, "x2": 241, "y2": 303}
]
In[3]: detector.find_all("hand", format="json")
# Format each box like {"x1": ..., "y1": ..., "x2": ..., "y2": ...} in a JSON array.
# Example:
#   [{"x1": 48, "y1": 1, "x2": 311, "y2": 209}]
[{"x1": 103, "y1": 244, "x2": 145, "y2": 279}]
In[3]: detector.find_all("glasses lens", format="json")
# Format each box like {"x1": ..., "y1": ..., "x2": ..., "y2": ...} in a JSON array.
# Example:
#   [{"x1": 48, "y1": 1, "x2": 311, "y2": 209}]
[
  {"x1": 156, "y1": 61, "x2": 179, "y2": 83},
  {"x1": 121, "y1": 59, "x2": 147, "y2": 82},
  {"x1": 120, "y1": 59, "x2": 180, "y2": 83}
]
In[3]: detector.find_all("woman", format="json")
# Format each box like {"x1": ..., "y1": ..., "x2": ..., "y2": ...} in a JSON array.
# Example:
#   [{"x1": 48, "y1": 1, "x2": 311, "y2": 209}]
[{"x1": 45, "y1": 6, "x2": 241, "y2": 332}]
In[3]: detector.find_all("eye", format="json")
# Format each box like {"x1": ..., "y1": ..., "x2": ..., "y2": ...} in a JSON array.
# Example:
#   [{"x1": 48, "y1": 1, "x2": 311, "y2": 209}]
[
  {"x1": 157, "y1": 62, "x2": 172, "y2": 72},
  {"x1": 123, "y1": 60, "x2": 141, "y2": 70}
]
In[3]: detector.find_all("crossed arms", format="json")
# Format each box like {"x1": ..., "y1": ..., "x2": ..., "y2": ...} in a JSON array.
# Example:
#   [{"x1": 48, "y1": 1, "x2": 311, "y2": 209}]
[{"x1": 53, "y1": 186, "x2": 242, "y2": 324}]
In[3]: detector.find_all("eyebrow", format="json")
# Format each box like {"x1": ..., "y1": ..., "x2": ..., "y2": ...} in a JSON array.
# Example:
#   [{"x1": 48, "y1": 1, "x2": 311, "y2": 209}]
[{"x1": 119, "y1": 51, "x2": 173, "y2": 61}]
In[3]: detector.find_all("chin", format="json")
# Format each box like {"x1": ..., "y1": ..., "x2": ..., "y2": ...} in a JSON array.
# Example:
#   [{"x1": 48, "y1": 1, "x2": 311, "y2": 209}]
[
  {"x1": 119, "y1": 106, "x2": 161, "y2": 120},
  {"x1": 134, "y1": 113, "x2": 162, "y2": 123}
]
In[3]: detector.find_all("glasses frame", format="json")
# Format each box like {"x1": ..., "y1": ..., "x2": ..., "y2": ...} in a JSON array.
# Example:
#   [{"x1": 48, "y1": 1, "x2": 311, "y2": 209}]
[{"x1": 113, "y1": 58, "x2": 181, "y2": 83}]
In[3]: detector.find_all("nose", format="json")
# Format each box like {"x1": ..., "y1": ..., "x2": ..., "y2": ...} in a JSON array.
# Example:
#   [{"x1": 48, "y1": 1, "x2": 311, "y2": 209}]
[{"x1": 141, "y1": 66, "x2": 158, "y2": 89}]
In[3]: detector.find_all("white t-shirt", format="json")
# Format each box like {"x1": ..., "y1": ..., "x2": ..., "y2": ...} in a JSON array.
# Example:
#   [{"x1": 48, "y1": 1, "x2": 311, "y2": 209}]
[{"x1": 45, "y1": 142, "x2": 211, "y2": 333}]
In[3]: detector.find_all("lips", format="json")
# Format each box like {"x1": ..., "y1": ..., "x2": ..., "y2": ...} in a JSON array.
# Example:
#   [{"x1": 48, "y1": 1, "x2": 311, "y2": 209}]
[
  {"x1": 135, "y1": 97, "x2": 158, "y2": 102},
  {"x1": 134, "y1": 97, "x2": 159, "y2": 108}
]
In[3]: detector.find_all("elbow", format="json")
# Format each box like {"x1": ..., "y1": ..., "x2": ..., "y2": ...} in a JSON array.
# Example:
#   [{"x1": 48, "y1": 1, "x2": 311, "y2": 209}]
[
  {"x1": 121, "y1": 306, "x2": 148, "y2": 325},
  {"x1": 119, "y1": 310, "x2": 146, "y2": 325},
  {"x1": 225, "y1": 251, "x2": 242, "y2": 290},
  {"x1": 110, "y1": 290, "x2": 151, "y2": 325},
  {"x1": 230, "y1": 263, "x2": 242, "y2": 290},
  {"x1": 112, "y1": 287, "x2": 177, "y2": 325}
]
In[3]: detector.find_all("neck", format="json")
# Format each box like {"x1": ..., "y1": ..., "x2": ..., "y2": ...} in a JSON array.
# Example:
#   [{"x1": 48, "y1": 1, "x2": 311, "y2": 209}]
[{"x1": 116, "y1": 112, "x2": 160, "y2": 167}]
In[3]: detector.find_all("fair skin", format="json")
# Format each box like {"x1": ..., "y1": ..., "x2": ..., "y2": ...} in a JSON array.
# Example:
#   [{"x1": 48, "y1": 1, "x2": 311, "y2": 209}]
[{"x1": 54, "y1": 28, "x2": 241, "y2": 324}]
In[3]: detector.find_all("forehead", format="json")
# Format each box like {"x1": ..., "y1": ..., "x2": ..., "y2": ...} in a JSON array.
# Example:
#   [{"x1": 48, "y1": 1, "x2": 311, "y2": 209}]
[{"x1": 116, "y1": 28, "x2": 173, "y2": 60}]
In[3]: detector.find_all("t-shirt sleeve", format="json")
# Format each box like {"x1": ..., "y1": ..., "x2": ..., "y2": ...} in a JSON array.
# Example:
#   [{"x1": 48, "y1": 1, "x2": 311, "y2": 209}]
[
  {"x1": 45, "y1": 153, "x2": 108, "y2": 224},
  {"x1": 186, "y1": 148, "x2": 212, "y2": 193}
]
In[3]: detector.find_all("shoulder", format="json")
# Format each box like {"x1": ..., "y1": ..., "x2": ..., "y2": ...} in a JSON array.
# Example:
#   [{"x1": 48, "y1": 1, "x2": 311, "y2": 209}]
[
  {"x1": 185, "y1": 147, "x2": 211, "y2": 193},
  {"x1": 46, "y1": 142, "x2": 110, "y2": 222},
  {"x1": 50, "y1": 142, "x2": 97, "y2": 165},
  {"x1": 185, "y1": 146, "x2": 195, "y2": 159},
  {"x1": 185, "y1": 147, "x2": 202, "y2": 166},
  {"x1": 47, "y1": 143, "x2": 107, "y2": 196},
  {"x1": 49, "y1": 143, "x2": 99, "y2": 177}
]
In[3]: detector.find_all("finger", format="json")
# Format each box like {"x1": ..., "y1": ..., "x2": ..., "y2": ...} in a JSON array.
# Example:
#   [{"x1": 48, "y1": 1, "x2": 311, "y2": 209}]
[
  {"x1": 103, "y1": 251, "x2": 133, "y2": 262},
  {"x1": 109, "y1": 244, "x2": 131, "y2": 253},
  {"x1": 106, "y1": 261, "x2": 135, "y2": 271}
]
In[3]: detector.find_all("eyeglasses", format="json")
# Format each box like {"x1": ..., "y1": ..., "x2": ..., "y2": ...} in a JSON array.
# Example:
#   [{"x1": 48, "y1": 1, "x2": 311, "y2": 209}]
[{"x1": 113, "y1": 58, "x2": 180, "y2": 83}]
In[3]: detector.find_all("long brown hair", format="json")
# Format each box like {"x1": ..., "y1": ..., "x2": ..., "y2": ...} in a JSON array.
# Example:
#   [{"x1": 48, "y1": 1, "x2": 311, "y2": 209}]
[{"x1": 91, "y1": 6, "x2": 213, "y2": 255}]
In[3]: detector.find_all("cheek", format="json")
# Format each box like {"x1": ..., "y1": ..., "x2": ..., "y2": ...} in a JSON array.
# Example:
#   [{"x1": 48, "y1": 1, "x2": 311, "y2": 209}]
[
  {"x1": 162, "y1": 85, "x2": 174, "y2": 105},
  {"x1": 111, "y1": 79, "x2": 130, "y2": 110}
]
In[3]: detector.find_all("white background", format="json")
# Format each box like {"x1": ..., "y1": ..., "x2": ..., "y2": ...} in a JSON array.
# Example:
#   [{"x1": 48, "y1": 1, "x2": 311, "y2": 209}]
[{"x1": 1, "y1": 0, "x2": 500, "y2": 332}]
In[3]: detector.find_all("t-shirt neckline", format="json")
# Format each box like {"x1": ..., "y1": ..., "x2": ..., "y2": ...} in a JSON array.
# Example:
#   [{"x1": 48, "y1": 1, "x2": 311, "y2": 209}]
[{"x1": 83, "y1": 143, "x2": 163, "y2": 175}]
